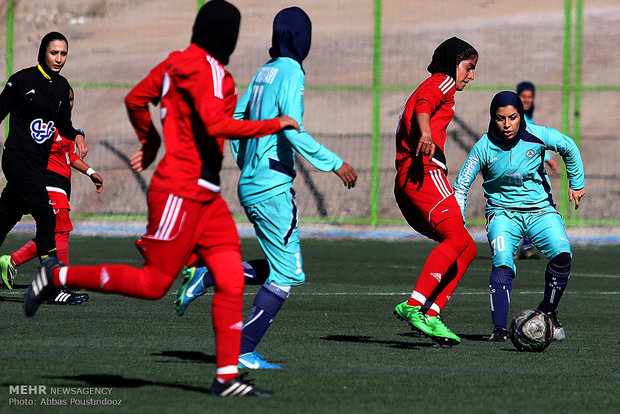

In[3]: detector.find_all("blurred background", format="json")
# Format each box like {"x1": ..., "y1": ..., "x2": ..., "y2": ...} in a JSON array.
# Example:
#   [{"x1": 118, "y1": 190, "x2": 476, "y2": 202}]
[{"x1": 1, "y1": 0, "x2": 618, "y2": 232}]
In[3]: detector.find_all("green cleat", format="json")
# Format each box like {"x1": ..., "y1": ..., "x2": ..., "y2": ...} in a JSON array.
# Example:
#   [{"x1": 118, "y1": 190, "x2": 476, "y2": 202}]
[
  {"x1": 175, "y1": 266, "x2": 208, "y2": 316},
  {"x1": 424, "y1": 315, "x2": 461, "y2": 346},
  {"x1": 394, "y1": 301, "x2": 434, "y2": 337},
  {"x1": 0, "y1": 255, "x2": 16, "y2": 289}
]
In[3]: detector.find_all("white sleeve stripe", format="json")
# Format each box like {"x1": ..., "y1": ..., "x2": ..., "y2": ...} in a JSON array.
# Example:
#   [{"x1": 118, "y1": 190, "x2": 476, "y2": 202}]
[{"x1": 206, "y1": 55, "x2": 224, "y2": 99}]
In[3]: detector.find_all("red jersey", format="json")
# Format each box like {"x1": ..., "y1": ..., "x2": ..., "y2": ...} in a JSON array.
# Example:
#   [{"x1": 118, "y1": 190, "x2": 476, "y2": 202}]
[
  {"x1": 125, "y1": 43, "x2": 281, "y2": 203},
  {"x1": 395, "y1": 73, "x2": 456, "y2": 173},
  {"x1": 47, "y1": 131, "x2": 80, "y2": 180},
  {"x1": 45, "y1": 131, "x2": 80, "y2": 210}
]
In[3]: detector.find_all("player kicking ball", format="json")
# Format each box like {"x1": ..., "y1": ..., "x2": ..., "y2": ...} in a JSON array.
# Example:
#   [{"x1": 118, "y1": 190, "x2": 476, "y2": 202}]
[
  {"x1": 24, "y1": 0, "x2": 301, "y2": 397},
  {"x1": 175, "y1": 6, "x2": 358, "y2": 370},
  {"x1": 453, "y1": 91, "x2": 585, "y2": 342}
]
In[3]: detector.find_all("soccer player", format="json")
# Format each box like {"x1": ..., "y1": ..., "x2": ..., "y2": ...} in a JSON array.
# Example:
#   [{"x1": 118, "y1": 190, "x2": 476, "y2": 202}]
[
  {"x1": 515, "y1": 81, "x2": 558, "y2": 259},
  {"x1": 24, "y1": 0, "x2": 300, "y2": 398},
  {"x1": 175, "y1": 6, "x2": 358, "y2": 369},
  {"x1": 1, "y1": 87, "x2": 99, "y2": 306},
  {"x1": 0, "y1": 32, "x2": 87, "y2": 266},
  {"x1": 453, "y1": 91, "x2": 585, "y2": 342},
  {"x1": 393, "y1": 37, "x2": 479, "y2": 346}
]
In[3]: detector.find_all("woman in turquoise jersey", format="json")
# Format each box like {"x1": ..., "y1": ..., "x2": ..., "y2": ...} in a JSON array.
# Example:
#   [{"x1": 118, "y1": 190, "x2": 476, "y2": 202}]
[{"x1": 453, "y1": 91, "x2": 585, "y2": 342}]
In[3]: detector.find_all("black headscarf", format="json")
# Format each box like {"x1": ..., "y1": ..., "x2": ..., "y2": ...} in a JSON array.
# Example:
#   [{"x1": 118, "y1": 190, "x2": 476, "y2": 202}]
[
  {"x1": 516, "y1": 81, "x2": 536, "y2": 120},
  {"x1": 191, "y1": 0, "x2": 241, "y2": 65},
  {"x1": 427, "y1": 36, "x2": 475, "y2": 80},
  {"x1": 269, "y1": 7, "x2": 312, "y2": 66},
  {"x1": 487, "y1": 91, "x2": 527, "y2": 148},
  {"x1": 38, "y1": 32, "x2": 68, "y2": 78}
]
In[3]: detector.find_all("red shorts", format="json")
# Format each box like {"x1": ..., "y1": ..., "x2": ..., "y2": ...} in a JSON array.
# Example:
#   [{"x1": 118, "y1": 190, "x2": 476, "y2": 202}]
[
  {"x1": 135, "y1": 190, "x2": 241, "y2": 277},
  {"x1": 53, "y1": 208, "x2": 73, "y2": 232},
  {"x1": 394, "y1": 165, "x2": 462, "y2": 240}
]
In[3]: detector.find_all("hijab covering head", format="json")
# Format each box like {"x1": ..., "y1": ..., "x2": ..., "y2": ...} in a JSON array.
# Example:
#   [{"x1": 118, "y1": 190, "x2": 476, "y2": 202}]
[
  {"x1": 191, "y1": 0, "x2": 241, "y2": 65},
  {"x1": 269, "y1": 7, "x2": 312, "y2": 65},
  {"x1": 427, "y1": 36, "x2": 476, "y2": 80},
  {"x1": 516, "y1": 81, "x2": 536, "y2": 119},
  {"x1": 38, "y1": 32, "x2": 68, "y2": 78},
  {"x1": 488, "y1": 91, "x2": 527, "y2": 146}
]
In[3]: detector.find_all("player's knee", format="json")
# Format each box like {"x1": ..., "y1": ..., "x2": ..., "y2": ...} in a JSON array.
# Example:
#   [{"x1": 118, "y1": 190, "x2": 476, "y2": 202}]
[
  {"x1": 548, "y1": 252, "x2": 571, "y2": 273},
  {"x1": 138, "y1": 268, "x2": 174, "y2": 300}
]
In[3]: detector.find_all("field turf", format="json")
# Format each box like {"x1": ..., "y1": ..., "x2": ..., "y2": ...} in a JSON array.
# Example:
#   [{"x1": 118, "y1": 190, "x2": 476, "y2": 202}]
[{"x1": 1, "y1": 234, "x2": 618, "y2": 413}]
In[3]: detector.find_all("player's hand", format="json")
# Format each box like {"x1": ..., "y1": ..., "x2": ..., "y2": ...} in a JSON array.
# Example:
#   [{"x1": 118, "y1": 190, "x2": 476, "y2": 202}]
[
  {"x1": 335, "y1": 162, "x2": 358, "y2": 189},
  {"x1": 130, "y1": 142, "x2": 159, "y2": 172},
  {"x1": 75, "y1": 134, "x2": 88, "y2": 159},
  {"x1": 278, "y1": 115, "x2": 301, "y2": 133},
  {"x1": 90, "y1": 173, "x2": 103, "y2": 194},
  {"x1": 569, "y1": 187, "x2": 585, "y2": 210},
  {"x1": 416, "y1": 134, "x2": 435, "y2": 161}
]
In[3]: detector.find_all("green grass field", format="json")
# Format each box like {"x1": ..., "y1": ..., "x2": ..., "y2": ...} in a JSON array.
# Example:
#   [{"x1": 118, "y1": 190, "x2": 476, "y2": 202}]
[{"x1": 1, "y1": 234, "x2": 619, "y2": 413}]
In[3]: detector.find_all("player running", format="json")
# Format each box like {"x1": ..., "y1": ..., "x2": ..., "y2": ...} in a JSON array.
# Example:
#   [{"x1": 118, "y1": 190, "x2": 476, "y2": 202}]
[
  {"x1": 175, "y1": 6, "x2": 357, "y2": 369},
  {"x1": 393, "y1": 37, "x2": 479, "y2": 346},
  {"x1": 1, "y1": 87, "x2": 100, "y2": 307},
  {"x1": 24, "y1": 0, "x2": 300, "y2": 398},
  {"x1": 453, "y1": 91, "x2": 585, "y2": 342}
]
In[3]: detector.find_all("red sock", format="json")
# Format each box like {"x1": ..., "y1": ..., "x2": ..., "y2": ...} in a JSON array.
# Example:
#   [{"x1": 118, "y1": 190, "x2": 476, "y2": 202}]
[
  {"x1": 55, "y1": 231, "x2": 70, "y2": 264},
  {"x1": 62, "y1": 264, "x2": 173, "y2": 300},
  {"x1": 206, "y1": 250, "x2": 245, "y2": 383},
  {"x1": 11, "y1": 240, "x2": 38, "y2": 267},
  {"x1": 408, "y1": 242, "x2": 460, "y2": 307}
]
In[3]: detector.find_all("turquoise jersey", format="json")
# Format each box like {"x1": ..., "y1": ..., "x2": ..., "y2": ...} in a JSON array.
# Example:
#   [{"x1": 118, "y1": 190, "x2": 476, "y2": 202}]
[
  {"x1": 231, "y1": 57, "x2": 343, "y2": 206},
  {"x1": 454, "y1": 124, "x2": 585, "y2": 220}
]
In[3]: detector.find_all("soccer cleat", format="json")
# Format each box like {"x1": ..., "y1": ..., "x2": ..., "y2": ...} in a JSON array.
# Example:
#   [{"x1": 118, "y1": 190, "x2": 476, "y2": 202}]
[
  {"x1": 175, "y1": 266, "x2": 208, "y2": 316},
  {"x1": 545, "y1": 311, "x2": 566, "y2": 341},
  {"x1": 489, "y1": 328, "x2": 509, "y2": 342},
  {"x1": 24, "y1": 257, "x2": 63, "y2": 317},
  {"x1": 0, "y1": 255, "x2": 16, "y2": 289},
  {"x1": 238, "y1": 351, "x2": 282, "y2": 370},
  {"x1": 46, "y1": 289, "x2": 89, "y2": 306},
  {"x1": 394, "y1": 301, "x2": 434, "y2": 337},
  {"x1": 424, "y1": 315, "x2": 461, "y2": 346},
  {"x1": 209, "y1": 373, "x2": 274, "y2": 397}
]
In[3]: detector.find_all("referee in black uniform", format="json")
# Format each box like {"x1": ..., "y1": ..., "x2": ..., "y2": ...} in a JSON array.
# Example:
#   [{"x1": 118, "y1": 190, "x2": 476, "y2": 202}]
[{"x1": 0, "y1": 32, "x2": 87, "y2": 265}]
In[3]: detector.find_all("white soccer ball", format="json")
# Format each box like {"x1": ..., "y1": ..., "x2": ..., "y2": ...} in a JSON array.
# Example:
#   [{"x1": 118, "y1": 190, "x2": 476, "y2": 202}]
[{"x1": 509, "y1": 309, "x2": 554, "y2": 352}]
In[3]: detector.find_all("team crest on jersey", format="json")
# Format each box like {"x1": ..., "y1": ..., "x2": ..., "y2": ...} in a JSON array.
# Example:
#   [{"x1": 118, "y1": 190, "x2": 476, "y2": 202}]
[
  {"x1": 30, "y1": 119, "x2": 56, "y2": 144},
  {"x1": 525, "y1": 149, "x2": 536, "y2": 158}
]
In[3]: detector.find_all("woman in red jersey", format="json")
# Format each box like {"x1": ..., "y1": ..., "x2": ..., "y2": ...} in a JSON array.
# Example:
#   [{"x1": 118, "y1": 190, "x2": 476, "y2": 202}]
[{"x1": 393, "y1": 37, "x2": 478, "y2": 346}]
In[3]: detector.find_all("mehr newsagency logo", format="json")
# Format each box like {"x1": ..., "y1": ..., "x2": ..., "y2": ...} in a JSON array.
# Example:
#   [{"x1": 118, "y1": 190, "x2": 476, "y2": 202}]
[{"x1": 8, "y1": 384, "x2": 122, "y2": 407}]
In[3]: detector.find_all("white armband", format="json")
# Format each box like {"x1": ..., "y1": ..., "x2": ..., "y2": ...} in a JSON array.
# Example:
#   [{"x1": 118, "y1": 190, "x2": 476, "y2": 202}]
[{"x1": 86, "y1": 168, "x2": 96, "y2": 177}]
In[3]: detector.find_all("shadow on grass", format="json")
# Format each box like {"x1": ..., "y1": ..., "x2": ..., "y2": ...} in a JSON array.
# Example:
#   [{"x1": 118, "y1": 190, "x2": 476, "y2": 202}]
[
  {"x1": 151, "y1": 350, "x2": 216, "y2": 364},
  {"x1": 321, "y1": 334, "x2": 435, "y2": 350},
  {"x1": 42, "y1": 374, "x2": 209, "y2": 394}
]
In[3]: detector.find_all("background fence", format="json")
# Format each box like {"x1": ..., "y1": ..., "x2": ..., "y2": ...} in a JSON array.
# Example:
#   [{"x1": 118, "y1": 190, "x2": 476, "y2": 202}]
[{"x1": 2, "y1": 0, "x2": 619, "y2": 229}]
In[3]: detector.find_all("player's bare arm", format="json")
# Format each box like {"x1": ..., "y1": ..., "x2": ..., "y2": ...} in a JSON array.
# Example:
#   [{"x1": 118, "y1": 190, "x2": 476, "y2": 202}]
[
  {"x1": 72, "y1": 158, "x2": 104, "y2": 193},
  {"x1": 74, "y1": 134, "x2": 88, "y2": 159},
  {"x1": 568, "y1": 187, "x2": 585, "y2": 210},
  {"x1": 334, "y1": 162, "x2": 358, "y2": 189},
  {"x1": 415, "y1": 112, "x2": 435, "y2": 161}
]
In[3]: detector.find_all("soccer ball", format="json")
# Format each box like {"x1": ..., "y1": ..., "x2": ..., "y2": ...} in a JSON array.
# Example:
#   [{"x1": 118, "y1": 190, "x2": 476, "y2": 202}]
[{"x1": 509, "y1": 309, "x2": 554, "y2": 352}]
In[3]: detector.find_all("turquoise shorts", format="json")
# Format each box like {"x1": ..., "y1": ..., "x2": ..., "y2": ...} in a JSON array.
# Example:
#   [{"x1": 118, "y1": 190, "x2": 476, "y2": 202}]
[
  {"x1": 243, "y1": 189, "x2": 305, "y2": 286},
  {"x1": 486, "y1": 205, "x2": 571, "y2": 274}
]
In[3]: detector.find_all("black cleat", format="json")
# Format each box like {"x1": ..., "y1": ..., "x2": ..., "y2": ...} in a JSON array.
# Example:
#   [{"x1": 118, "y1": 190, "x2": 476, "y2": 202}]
[
  {"x1": 209, "y1": 373, "x2": 274, "y2": 397},
  {"x1": 24, "y1": 257, "x2": 63, "y2": 317},
  {"x1": 47, "y1": 289, "x2": 89, "y2": 306},
  {"x1": 489, "y1": 328, "x2": 509, "y2": 342}
]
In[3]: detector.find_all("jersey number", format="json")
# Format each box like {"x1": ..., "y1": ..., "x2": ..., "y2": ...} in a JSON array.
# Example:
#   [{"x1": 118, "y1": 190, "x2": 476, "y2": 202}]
[{"x1": 490, "y1": 236, "x2": 506, "y2": 256}]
